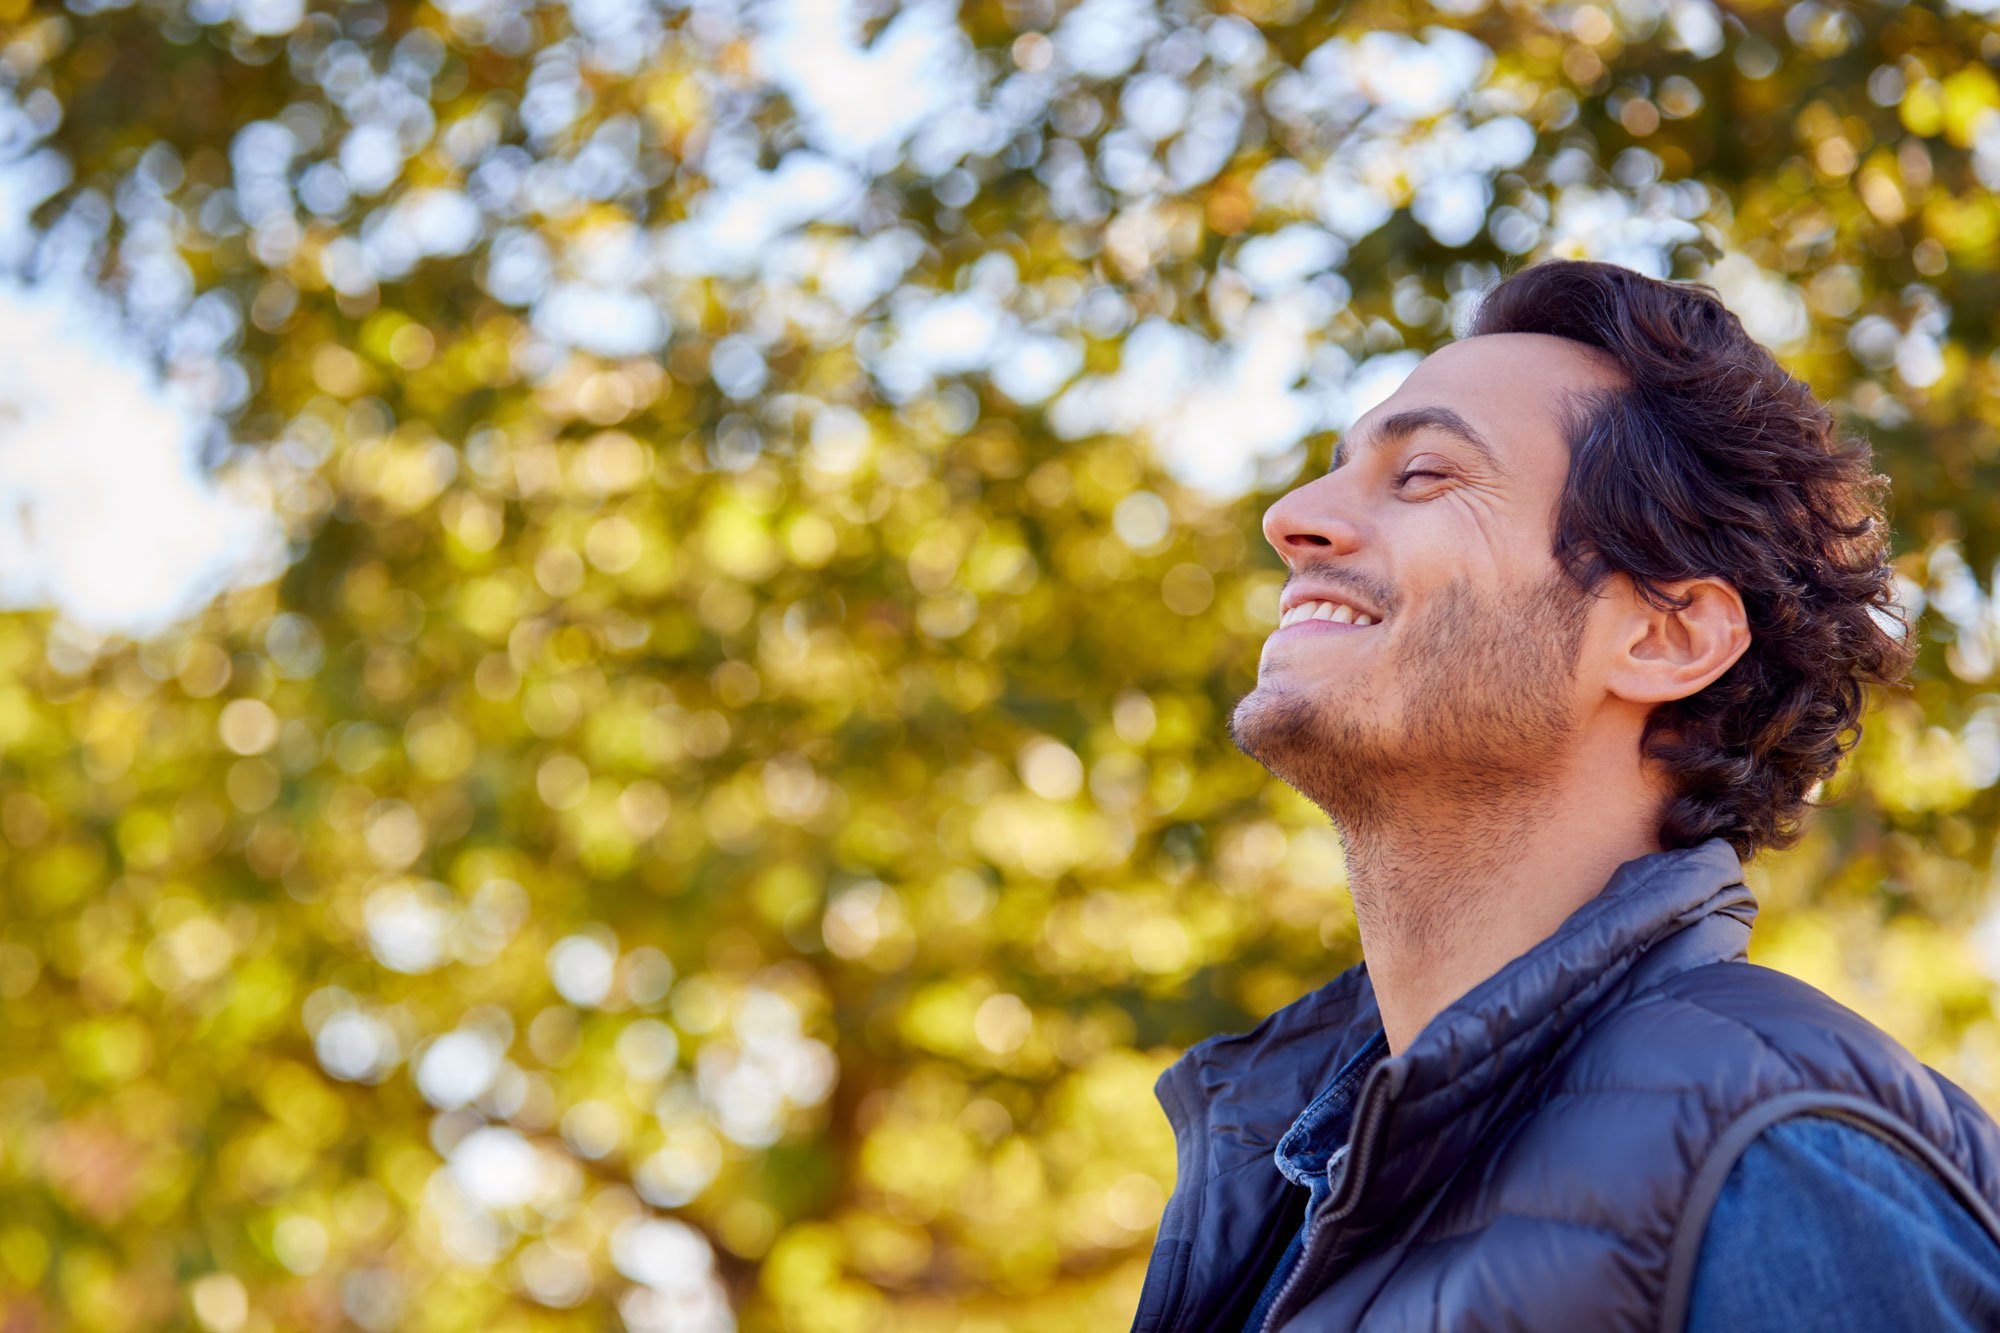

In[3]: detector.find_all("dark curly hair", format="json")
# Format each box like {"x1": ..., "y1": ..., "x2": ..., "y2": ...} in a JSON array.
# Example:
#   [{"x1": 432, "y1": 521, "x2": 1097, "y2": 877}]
[{"x1": 1470, "y1": 260, "x2": 1915, "y2": 861}]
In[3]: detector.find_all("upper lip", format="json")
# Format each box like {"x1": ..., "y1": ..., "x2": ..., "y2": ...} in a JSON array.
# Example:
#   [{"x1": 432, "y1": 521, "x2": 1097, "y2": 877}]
[{"x1": 1279, "y1": 580, "x2": 1385, "y2": 622}]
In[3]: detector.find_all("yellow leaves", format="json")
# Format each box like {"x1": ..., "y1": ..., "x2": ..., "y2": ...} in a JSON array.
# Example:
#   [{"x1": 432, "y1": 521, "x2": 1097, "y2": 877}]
[
  {"x1": 750, "y1": 862, "x2": 818, "y2": 932},
  {"x1": 1030, "y1": 886, "x2": 1214, "y2": 986},
  {"x1": 1753, "y1": 898, "x2": 1997, "y2": 1101},
  {"x1": 176, "y1": 640, "x2": 233, "y2": 698},
  {"x1": 362, "y1": 799, "x2": 427, "y2": 872},
  {"x1": 640, "y1": 68, "x2": 707, "y2": 150},
  {"x1": 900, "y1": 980, "x2": 980, "y2": 1059},
  {"x1": 761, "y1": 1222, "x2": 891, "y2": 1333},
  {"x1": 20, "y1": 840, "x2": 107, "y2": 913},
  {"x1": 112, "y1": 807, "x2": 172, "y2": 871},
  {"x1": 783, "y1": 512, "x2": 839, "y2": 568},
  {"x1": 1017, "y1": 736, "x2": 1084, "y2": 801},
  {"x1": 521, "y1": 677, "x2": 584, "y2": 737},
  {"x1": 583, "y1": 513, "x2": 643, "y2": 573},
  {"x1": 970, "y1": 794, "x2": 1118, "y2": 879},
  {"x1": 143, "y1": 910, "x2": 235, "y2": 993},
  {"x1": 698, "y1": 498, "x2": 778, "y2": 582},
  {"x1": 218, "y1": 955, "x2": 294, "y2": 1039},
  {"x1": 964, "y1": 535, "x2": 1039, "y2": 598},
  {"x1": 404, "y1": 709, "x2": 475, "y2": 781},
  {"x1": 217, "y1": 698, "x2": 280, "y2": 755},
  {"x1": 1923, "y1": 191, "x2": 2000, "y2": 265},
  {"x1": 535, "y1": 753, "x2": 590, "y2": 811},
  {"x1": 338, "y1": 430, "x2": 458, "y2": 516},
  {"x1": 803, "y1": 408, "x2": 876, "y2": 489},
  {"x1": 255, "y1": 1062, "x2": 348, "y2": 1148},
  {"x1": 1940, "y1": 63, "x2": 2000, "y2": 150},
  {"x1": 62, "y1": 1015, "x2": 154, "y2": 1085},
  {"x1": 226, "y1": 757, "x2": 279, "y2": 814},
  {"x1": 905, "y1": 530, "x2": 966, "y2": 596},
  {"x1": 0, "y1": 1225, "x2": 51, "y2": 1289},
  {"x1": 1126, "y1": 917, "x2": 1194, "y2": 974},
  {"x1": 1205, "y1": 171, "x2": 1255, "y2": 236},
  {"x1": 859, "y1": 1117, "x2": 982, "y2": 1227},
  {"x1": 1894, "y1": 68, "x2": 1988, "y2": 146},
  {"x1": 309, "y1": 343, "x2": 373, "y2": 398},
  {"x1": 359, "y1": 310, "x2": 436, "y2": 372},
  {"x1": 188, "y1": 1273, "x2": 248, "y2": 1332},
  {"x1": 971, "y1": 992, "x2": 1035, "y2": 1055},
  {"x1": 1160, "y1": 562, "x2": 1215, "y2": 616},
  {"x1": 1862, "y1": 698, "x2": 1989, "y2": 816},
  {"x1": 821, "y1": 881, "x2": 914, "y2": 968},
  {"x1": 842, "y1": 1212, "x2": 934, "y2": 1289},
  {"x1": 1855, "y1": 153, "x2": 1906, "y2": 225},
  {"x1": 565, "y1": 783, "x2": 650, "y2": 878},
  {"x1": 441, "y1": 492, "x2": 504, "y2": 557},
  {"x1": 535, "y1": 358, "x2": 668, "y2": 426},
  {"x1": 454, "y1": 571, "x2": 526, "y2": 642},
  {"x1": 0, "y1": 684, "x2": 41, "y2": 748},
  {"x1": 915, "y1": 591, "x2": 977, "y2": 640}
]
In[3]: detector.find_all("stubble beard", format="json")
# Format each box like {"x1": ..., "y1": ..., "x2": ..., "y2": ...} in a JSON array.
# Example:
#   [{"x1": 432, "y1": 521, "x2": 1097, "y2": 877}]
[{"x1": 1229, "y1": 569, "x2": 1595, "y2": 841}]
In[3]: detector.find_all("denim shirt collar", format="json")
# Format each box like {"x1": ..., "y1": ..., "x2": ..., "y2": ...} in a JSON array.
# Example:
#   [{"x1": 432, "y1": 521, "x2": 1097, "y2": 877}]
[{"x1": 1273, "y1": 1030, "x2": 1389, "y2": 1201}]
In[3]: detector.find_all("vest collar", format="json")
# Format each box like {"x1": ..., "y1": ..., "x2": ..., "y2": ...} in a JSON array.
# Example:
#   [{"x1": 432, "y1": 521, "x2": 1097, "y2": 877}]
[
  {"x1": 1145, "y1": 838, "x2": 1754, "y2": 1330},
  {"x1": 1351, "y1": 837, "x2": 1755, "y2": 1241}
]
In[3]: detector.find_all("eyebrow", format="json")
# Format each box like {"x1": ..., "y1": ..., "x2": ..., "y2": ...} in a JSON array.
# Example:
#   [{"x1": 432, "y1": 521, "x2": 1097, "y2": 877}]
[{"x1": 1330, "y1": 406, "x2": 1509, "y2": 476}]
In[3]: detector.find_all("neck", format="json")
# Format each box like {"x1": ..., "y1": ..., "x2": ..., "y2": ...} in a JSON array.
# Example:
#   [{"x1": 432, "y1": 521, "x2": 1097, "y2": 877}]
[{"x1": 1336, "y1": 744, "x2": 1666, "y2": 1055}]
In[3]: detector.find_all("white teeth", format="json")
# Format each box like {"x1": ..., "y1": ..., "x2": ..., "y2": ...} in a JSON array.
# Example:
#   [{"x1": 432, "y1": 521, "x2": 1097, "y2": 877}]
[{"x1": 1280, "y1": 599, "x2": 1380, "y2": 627}]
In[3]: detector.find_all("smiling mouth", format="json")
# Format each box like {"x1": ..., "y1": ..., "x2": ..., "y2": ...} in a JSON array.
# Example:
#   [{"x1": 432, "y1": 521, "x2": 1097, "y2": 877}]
[{"x1": 1278, "y1": 598, "x2": 1379, "y2": 629}]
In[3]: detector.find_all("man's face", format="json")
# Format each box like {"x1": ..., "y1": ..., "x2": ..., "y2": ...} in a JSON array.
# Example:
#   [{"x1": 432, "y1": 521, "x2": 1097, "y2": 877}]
[{"x1": 1230, "y1": 333, "x2": 1625, "y2": 820}]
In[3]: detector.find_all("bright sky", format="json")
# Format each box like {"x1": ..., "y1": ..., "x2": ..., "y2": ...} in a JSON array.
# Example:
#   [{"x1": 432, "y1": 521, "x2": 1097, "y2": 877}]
[{"x1": 0, "y1": 281, "x2": 281, "y2": 639}]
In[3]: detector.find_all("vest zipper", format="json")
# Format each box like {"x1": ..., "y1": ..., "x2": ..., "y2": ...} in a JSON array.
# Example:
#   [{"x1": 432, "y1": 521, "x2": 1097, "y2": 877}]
[{"x1": 1255, "y1": 1061, "x2": 1397, "y2": 1333}]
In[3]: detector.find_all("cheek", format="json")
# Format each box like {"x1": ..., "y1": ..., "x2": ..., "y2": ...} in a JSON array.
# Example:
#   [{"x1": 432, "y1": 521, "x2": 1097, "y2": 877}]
[
  {"x1": 1392, "y1": 508, "x2": 1499, "y2": 586},
  {"x1": 1451, "y1": 502, "x2": 1554, "y2": 593}
]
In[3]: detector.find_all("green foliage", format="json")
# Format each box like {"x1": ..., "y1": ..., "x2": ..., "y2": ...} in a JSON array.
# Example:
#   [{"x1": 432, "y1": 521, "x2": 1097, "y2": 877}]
[{"x1": 2, "y1": 0, "x2": 2000, "y2": 1329}]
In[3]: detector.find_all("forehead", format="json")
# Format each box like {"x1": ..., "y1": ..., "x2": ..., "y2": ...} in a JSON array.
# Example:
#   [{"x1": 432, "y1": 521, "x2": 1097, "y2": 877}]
[{"x1": 1354, "y1": 333, "x2": 1623, "y2": 479}]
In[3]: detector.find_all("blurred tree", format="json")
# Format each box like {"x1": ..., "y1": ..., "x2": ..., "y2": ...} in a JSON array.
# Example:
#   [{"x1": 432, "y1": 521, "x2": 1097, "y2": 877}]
[{"x1": 1, "y1": 0, "x2": 1999, "y2": 1329}]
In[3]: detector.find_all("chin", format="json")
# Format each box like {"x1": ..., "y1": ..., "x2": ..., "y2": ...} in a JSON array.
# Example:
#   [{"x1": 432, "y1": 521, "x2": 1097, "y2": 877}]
[
  {"x1": 1229, "y1": 682, "x2": 1322, "y2": 771},
  {"x1": 1230, "y1": 681, "x2": 1407, "y2": 823}
]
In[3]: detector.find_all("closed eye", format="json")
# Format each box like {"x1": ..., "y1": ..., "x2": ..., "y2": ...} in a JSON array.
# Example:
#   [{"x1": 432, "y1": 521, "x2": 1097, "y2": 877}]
[{"x1": 1393, "y1": 470, "x2": 1450, "y2": 487}]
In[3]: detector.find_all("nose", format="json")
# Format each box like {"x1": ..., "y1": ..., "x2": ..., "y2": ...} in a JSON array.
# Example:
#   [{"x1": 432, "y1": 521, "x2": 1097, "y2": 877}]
[{"x1": 1262, "y1": 475, "x2": 1365, "y2": 568}]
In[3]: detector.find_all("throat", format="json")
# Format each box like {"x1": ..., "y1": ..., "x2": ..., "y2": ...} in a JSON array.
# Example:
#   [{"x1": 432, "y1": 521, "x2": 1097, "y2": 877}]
[{"x1": 1334, "y1": 782, "x2": 1664, "y2": 1055}]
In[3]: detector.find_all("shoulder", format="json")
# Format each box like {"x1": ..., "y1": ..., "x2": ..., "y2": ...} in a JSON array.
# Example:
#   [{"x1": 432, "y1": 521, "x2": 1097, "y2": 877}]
[
  {"x1": 1565, "y1": 961, "x2": 1973, "y2": 1121},
  {"x1": 1563, "y1": 961, "x2": 2000, "y2": 1204},
  {"x1": 1686, "y1": 1117, "x2": 2000, "y2": 1332},
  {"x1": 1573, "y1": 963, "x2": 2000, "y2": 1329}
]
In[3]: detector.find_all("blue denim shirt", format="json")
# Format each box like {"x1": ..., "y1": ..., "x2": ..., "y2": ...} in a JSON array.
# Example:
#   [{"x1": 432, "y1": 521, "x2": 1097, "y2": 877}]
[
  {"x1": 1245, "y1": 1038, "x2": 2000, "y2": 1331},
  {"x1": 1688, "y1": 1114, "x2": 2000, "y2": 1329}
]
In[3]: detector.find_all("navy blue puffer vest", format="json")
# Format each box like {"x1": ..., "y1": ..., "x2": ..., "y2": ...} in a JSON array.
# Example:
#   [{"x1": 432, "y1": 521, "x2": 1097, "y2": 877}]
[{"x1": 1132, "y1": 839, "x2": 2000, "y2": 1332}]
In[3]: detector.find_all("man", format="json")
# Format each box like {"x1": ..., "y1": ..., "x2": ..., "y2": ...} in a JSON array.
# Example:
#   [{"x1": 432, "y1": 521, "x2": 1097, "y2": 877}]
[{"x1": 1131, "y1": 260, "x2": 2000, "y2": 1332}]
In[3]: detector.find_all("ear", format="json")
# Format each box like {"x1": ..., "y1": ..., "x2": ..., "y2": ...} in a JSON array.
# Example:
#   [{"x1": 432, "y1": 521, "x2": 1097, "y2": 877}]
[{"x1": 1605, "y1": 576, "x2": 1751, "y2": 706}]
